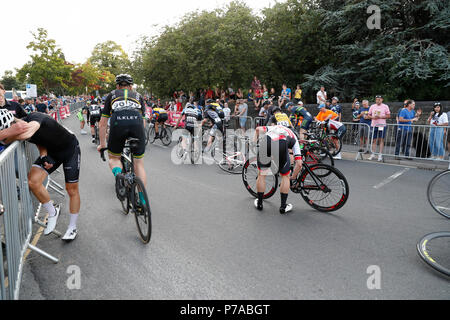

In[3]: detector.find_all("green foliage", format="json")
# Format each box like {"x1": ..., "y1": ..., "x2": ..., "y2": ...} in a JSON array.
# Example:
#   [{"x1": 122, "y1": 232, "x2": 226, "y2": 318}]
[{"x1": 0, "y1": 71, "x2": 24, "y2": 91}]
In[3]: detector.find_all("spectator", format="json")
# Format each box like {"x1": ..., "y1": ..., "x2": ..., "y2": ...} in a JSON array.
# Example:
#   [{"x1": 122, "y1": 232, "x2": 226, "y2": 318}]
[
  {"x1": 35, "y1": 98, "x2": 49, "y2": 114},
  {"x1": 368, "y1": 95, "x2": 391, "y2": 162},
  {"x1": 214, "y1": 88, "x2": 220, "y2": 100},
  {"x1": 278, "y1": 84, "x2": 291, "y2": 107},
  {"x1": 223, "y1": 102, "x2": 231, "y2": 126},
  {"x1": 262, "y1": 84, "x2": 269, "y2": 102},
  {"x1": 294, "y1": 85, "x2": 302, "y2": 104},
  {"x1": 254, "y1": 87, "x2": 263, "y2": 110},
  {"x1": 259, "y1": 101, "x2": 269, "y2": 118},
  {"x1": 316, "y1": 86, "x2": 327, "y2": 105},
  {"x1": 330, "y1": 97, "x2": 342, "y2": 122},
  {"x1": 325, "y1": 99, "x2": 331, "y2": 109},
  {"x1": 236, "y1": 88, "x2": 243, "y2": 100},
  {"x1": 395, "y1": 100, "x2": 420, "y2": 159},
  {"x1": 228, "y1": 86, "x2": 235, "y2": 101},
  {"x1": 0, "y1": 84, "x2": 28, "y2": 119},
  {"x1": 194, "y1": 101, "x2": 202, "y2": 111},
  {"x1": 251, "y1": 76, "x2": 261, "y2": 92},
  {"x1": 206, "y1": 87, "x2": 214, "y2": 100},
  {"x1": 24, "y1": 98, "x2": 35, "y2": 114},
  {"x1": 351, "y1": 101, "x2": 360, "y2": 143},
  {"x1": 234, "y1": 99, "x2": 248, "y2": 132},
  {"x1": 356, "y1": 100, "x2": 372, "y2": 153},
  {"x1": 247, "y1": 89, "x2": 254, "y2": 103},
  {"x1": 269, "y1": 88, "x2": 276, "y2": 101},
  {"x1": 199, "y1": 89, "x2": 205, "y2": 107},
  {"x1": 428, "y1": 102, "x2": 448, "y2": 160}
]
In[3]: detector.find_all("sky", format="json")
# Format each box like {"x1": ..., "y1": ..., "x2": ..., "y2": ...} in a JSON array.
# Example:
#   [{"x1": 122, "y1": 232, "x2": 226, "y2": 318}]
[{"x1": 1, "y1": 0, "x2": 280, "y2": 76}]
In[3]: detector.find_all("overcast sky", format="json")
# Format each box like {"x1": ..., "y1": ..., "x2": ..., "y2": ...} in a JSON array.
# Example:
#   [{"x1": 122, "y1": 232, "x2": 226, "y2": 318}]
[{"x1": 1, "y1": 0, "x2": 280, "y2": 76}]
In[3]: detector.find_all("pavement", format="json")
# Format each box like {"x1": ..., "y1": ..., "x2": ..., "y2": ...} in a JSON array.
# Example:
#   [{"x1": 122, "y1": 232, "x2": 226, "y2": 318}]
[{"x1": 19, "y1": 114, "x2": 450, "y2": 300}]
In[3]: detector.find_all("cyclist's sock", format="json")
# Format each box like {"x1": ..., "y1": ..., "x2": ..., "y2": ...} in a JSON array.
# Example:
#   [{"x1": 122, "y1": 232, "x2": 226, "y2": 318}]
[
  {"x1": 139, "y1": 192, "x2": 146, "y2": 206},
  {"x1": 68, "y1": 213, "x2": 79, "y2": 229},
  {"x1": 43, "y1": 201, "x2": 56, "y2": 217},
  {"x1": 112, "y1": 167, "x2": 122, "y2": 177},
  {"x1": 280, "y1": 193, "x2": 288, "y2": 209}
]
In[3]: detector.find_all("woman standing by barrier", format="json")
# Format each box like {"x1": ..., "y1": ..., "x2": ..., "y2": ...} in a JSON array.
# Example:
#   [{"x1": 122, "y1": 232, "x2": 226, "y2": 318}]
[{"x1": 428, "y1": 102, "x2": 448, "y2": 160}]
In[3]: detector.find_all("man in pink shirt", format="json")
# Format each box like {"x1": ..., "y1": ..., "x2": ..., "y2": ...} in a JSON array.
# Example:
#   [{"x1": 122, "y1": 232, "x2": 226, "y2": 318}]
[{"x1": 368, "y1": 95, "x2": 391, "y2": 161}]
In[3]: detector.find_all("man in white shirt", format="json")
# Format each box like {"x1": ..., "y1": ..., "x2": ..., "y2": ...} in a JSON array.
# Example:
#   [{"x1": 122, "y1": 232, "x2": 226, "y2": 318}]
[{"x1": 316, "y1": 86, "x2": 327, "y2": 105}]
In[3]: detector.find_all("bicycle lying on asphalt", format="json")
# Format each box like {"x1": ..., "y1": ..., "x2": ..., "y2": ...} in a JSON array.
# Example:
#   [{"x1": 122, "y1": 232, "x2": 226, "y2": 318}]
[
  {"x1": 416, "y1": 170, "x2": 450, "y2": 277},
  {"x1": 100, "y1": 138, "x2": 152, "y2": 244},
  {"x1": 242, "y1": 155, "x2": 349, "y2": 212}
]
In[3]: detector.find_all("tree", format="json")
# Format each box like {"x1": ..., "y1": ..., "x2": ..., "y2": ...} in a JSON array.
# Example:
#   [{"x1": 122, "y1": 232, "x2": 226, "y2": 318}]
[
  {"x1": 16, "y1": 28, "x2": 73, "y2": 95},
  {"x1": 89, "y1": 41, "x2": 130, "y2": 76},
  {"x1": 0, "y1": 70, "x2": 24, "y2": 90}
]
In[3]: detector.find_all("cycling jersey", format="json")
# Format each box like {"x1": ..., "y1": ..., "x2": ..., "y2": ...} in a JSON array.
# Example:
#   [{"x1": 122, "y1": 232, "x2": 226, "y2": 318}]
[
  {"x1": 102, "y1": 89, "x2": 146, "y2": 158},
  {"x1": 290, "y1": 106, "x2": 312, "y2": 130},
  {"x1": 260, "y1": 125, "x2": 302, "y2": 160},
  {"x1": 22, "y1": 112, "x2": 80, "y2": 183},
  {"x1": 269, "y1": 112, "x2": 293, "y2": 128},
  {"x1": 182, "y1": 107, "x2": 202, "y2": 128},
  {"x1": 205, "y1": 103, "x2": 225, "y2": 119},
  {"x1": 152, "y1": 107, "x2": 168, "y2": 123},
  {"x1": 89, "y1": 105, "x2": 102, "y2": 126}
]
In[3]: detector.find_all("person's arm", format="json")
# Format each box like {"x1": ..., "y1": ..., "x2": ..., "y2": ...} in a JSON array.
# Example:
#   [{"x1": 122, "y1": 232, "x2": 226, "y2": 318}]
[{"x1": 2, "y1": 120, "x2": 40, "y2": 144}]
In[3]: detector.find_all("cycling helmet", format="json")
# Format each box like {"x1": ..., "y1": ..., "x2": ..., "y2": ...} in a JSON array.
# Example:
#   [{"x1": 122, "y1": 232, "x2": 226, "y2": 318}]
[
  {"x1": 285, "y1": 102, "x2": 295, "y2": 110},
  {"x1": 297, "y1": 101, "x2": 304, "y2": 106},
  {"x1": 115, "y1": 74, "x2": 133, "y2": 85},
  {"x1": 186, "y1": 103, "x2": 194, "y2": 108},
  {"x1": 0, "y1": 109, "x2": 14, "y2": 131},
  {"x1": 206, "y1": 99, "x2": 214, "y2": 104},
  {"x1": 332, "y1": 97, "x2": 339, "y2": 102}
]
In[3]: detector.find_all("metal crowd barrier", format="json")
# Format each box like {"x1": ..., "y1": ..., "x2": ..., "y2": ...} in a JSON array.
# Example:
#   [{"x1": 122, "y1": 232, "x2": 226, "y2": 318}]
[
  {"x1": 253, "y1": 117, "x2": 266, "y2": 128},
  {"x1": 225, "y1": 116, "x2": 253, "y2": 133},
  {"x1": 340, "y1": 122, "x2": 372, "y2": 159},
  {"x1": 0, "y1": 142, "x2": 59, "y2": 300},
  {"x1": 368, "y1": 123, "x2": 450, "y2": 167}
]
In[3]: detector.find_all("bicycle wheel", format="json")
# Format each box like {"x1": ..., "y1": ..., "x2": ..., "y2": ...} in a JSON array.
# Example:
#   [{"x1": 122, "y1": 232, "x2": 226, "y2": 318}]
[
  {"x1": 190, "y1": 135, "x2": 201, "y2": 164},
  {"x1": 218, "y1": 152, "x2": 245, "y2": 174},
  {"x1": 323, "y1": 135, "x2": 342, "y2": 156},
  {"x1": 176, "y1": 137, "x2": 184, "y2": 159},
  {"x1": 242, "y1": 158, "x2": 278, "y2": 199},
  {"x1": 427, "y1": 170, "x2": 450, "y2": 219},
  {"x1": 298, "y1": 164, "x2": 349, "y2": 212},
  {"x1": 160, "y1": 127, "x2": 172, "y2": 146},
  {"x1": 132, "y1": 178, "x2": 152, "y2": 244},
  {"x1": 304, "y1": 147, "x2": 335, "y2": 168},
  {"x1": 417, "y1": 232, "x2": 450, "y2": 277},
  {"x1": 146, "y1": 126, "x2": 155, "y2": 145},
  {"x1": 121, "y1": 193, "x2": 130, "y2": 215},
  {"x1": 95, "y1": 126, "x2": 100, "y2": 145}
]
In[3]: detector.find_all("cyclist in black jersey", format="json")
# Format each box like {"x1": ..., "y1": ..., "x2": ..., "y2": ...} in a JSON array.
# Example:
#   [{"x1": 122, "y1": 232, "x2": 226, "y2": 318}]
[
  {"x1": 97, "y1": 74, "x2": 148, "y2": 202},
  {"x1": 286, "y1": 101, "x2": 313, "y2": 140},
  {"x1": 202, "y1": 99, "x2": 225, "y2": 152},
  {"x1": 89, "y1": 103, "x2": 102, "y2": 143},
  {"x1": 0, "y1": 109, "x2": 82, "y2": 241},
  {"x1": 175, "y1": 103, "x2": 203, "y2": 151}
]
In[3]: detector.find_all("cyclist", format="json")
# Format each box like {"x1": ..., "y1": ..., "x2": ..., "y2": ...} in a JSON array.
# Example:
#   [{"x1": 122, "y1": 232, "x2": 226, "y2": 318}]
[
  {"x1": 89, "y1": 102, "x2": 102, "y2": 144},
  {"x1": 97, "y1": 74, "x2": 147, "y2": 204},
  {"x1": 77, "y1": 101, "x2": 90, "y2": 135},
  {"x1": 315, "y1": 104, "x2": 346, "y2": 160},
  {"x1": 202, "y1": 99, "x2": 225, "y2": 153},
  {"x1": 286, "y1": 101, "x2": 313, "y2": 140},
  {"x1": 0, "y1": 109, "x2": 82, "y2": 241},
  {"x1": 175, "y1": 103, "x2": 203, "y2": 156},
  {"x1": 151, "y1": 105, "x2": 168, "y2": 139},
  {"x1": 253, "y1": 124, "x2": 303, "y2": 214},
  {"x1": 268, "y1": 106, "x2": 293, "y2": 128}
]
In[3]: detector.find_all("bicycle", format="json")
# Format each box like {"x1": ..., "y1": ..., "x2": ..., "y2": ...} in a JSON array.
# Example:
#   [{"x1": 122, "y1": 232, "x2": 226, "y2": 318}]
[
  {"x1": 145, "y1": 119, "x2": 172, "y2": 146},
  {"x1": 417, "y1": 232, "x2": 450, "y2": 277},
  {"x1": 175, "y1": 126, "x2": 202, "y2": 164},
  {"x1": 305, "y1": 120, "x2": 343, "y2": 157},
  {"x1": 242, "y1": 155, "x2": 349, "y2": 212},
  {"x1": 427, "y1": 170, "x2": 450, "y2": 219},
  {"x1": 93, "y1": 122, "x2": 100, "y2": 145},
  {"x1": 100, "y1": 139, "x2": 152, "y2": 244}
]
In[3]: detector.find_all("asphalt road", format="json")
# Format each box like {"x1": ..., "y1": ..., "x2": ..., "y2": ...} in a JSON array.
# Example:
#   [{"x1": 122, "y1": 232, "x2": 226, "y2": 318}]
[{"x1": 20, "y1": 114, "x2": 449, "y2": 300}]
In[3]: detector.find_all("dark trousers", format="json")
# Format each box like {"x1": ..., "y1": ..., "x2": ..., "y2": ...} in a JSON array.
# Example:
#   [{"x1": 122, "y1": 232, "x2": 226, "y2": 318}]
[{"x1": 395, "y1": 129, "x2": 412, "y2": 157}]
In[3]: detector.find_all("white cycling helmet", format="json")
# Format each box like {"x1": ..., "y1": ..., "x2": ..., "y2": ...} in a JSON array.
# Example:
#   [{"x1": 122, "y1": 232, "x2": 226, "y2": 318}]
[{"x1": 0, "y1": 109, "x2": 14, "y2": 130}]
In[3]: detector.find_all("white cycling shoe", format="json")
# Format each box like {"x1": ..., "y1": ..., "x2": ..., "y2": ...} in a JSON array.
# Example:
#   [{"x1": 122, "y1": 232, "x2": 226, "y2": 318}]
[
  {"x1": 44, "y1": 204, "x2": 61, "y2": 235},
  {"x1": 280, "y1": 204, "x2": 293, "y2": 214},
  {"x1": 62, "y1": 227, "x2": 78, "y2": 242}
]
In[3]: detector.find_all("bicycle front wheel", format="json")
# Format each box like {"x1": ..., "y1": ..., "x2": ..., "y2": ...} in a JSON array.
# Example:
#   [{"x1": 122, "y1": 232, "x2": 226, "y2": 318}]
[
  {"x1": 242, "y1": 158, "x2": 278, "y2": 199},
  {"x1": 160, "y1": 127, "x2": 172, "y2": 146},
  {"x1": 427, "y1": 170, "x2": 450, "y2": 219},
  {"x1": 299, "y1": 164, "x2": 349, "y2": 212},
  {"x1": 417, "y1": 232, "x2": 450, "y2": 277},
  {"x1": 146, "y1": 126, "x2": 155, "y2": 145},
  {"x1": 132, "y1": 178, "x2": 152, "y2": 244},
  {"x1": 323, "y1": 135, "x2": 342, "y2": 156}
]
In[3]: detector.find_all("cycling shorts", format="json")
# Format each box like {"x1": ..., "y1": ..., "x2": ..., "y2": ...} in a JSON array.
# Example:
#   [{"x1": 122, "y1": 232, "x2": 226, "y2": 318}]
[
  {"x1": 300, "y1": 116, "x2": 313, "y2": 130},
  {"x1": 152, "y1": 113, "x2": 168, "y2": 124},
  {"x1": 33, "y1": 138, "x2": 81, "y2": 183},
  {"x1": 182, "y1": 126, "x2": 195, "y2": 137},
  {"x1": 257, "y1": 136, "x2": 291, "y2": 176},
  {"x1": 108, "y1": 110, "x2": 146, "y2": 158},
  {"x1": 89, "y1": 113, "x2": 101, "y2": 127}
]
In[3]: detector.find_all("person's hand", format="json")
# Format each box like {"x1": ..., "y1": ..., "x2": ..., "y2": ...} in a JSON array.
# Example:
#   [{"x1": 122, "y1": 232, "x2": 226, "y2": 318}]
[
  {"x1": 97, "y1": 145, "x2": 105, "y2": 153},
  {"x1": 43, "y1": 162, "x2": 53, "y2": 170}
]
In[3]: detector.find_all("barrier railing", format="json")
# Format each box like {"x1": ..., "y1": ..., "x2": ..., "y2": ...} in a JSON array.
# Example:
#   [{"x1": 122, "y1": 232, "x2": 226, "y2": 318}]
[
  {"x1": 368, "y1": 123, "x2": 450, "y2": 167},
  {"x1": 0, "y1": 142, "x2": 59, "y2": 300},
  {"x1": 226, "y1": 116, "x2": 253, "y2": 133},
  {"x1": 340, "y1": 122, "x2": 372, "y2": 158}
]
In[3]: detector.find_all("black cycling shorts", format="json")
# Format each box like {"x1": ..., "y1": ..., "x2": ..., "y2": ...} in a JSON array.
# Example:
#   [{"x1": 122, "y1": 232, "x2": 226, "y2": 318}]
[
  {"x1": 257, "y1": 136, "x2": 291, "y2": 176},
  {"x1": 152, "y1": 113, "x2": 168, "y2": 124},
  {"x1": 33, "y1": 138, "x2": 81, "y2": 183},
  {"x1": 108, "y1": 110, "x2": 146, "y2": 158},
  {"x1": 89, "y1": 114, "x2": 101, "y2": 127},
  {"x1": 182, "y1": 125, "x2": 195, "y2": 137}
]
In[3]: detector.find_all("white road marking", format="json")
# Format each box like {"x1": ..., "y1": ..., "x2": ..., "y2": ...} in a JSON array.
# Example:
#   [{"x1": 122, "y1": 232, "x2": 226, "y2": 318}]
[{"x1": 373, "y1": 168, "x2": 410, "y2": 189}]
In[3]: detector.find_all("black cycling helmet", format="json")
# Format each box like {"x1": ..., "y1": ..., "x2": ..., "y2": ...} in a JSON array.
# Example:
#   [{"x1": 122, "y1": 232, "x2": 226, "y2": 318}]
[
  {"x1": 206, "y1": 99, "x2": 214, "y2": 104},
  {"x1": 115, "y1": 74, "x2": 133, "y2": 86}
]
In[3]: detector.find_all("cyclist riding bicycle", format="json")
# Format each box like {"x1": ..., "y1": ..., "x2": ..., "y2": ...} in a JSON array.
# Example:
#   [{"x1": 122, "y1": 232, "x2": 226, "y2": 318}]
[
  {"x1": 202, "y1": 99, "x2": 225, "y2": 152},
  {"x1": 175, "y1": 103, "x2": 203, "y2": 154},
  {"x1": 268, "y1": 106, "x2": 293, "y2": 128},
  {"x1": 89, "y1": 103, "x2": 102, "y2": 143},
  {"x1": 151, "y1": 105, "x2": 168, "y2": 139},
  {"x1": 315, "y1": 103, "x2": 347, "y2": 159},
  {"x1": 97, "y1": 74, "x2": 148, "y2": 205},
  {"x1": 286, "y1": 101, "x2": 312, "y2": 140},
  {"x1": 254, "y1": 125, "x2": 303, "y2": 214}
]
